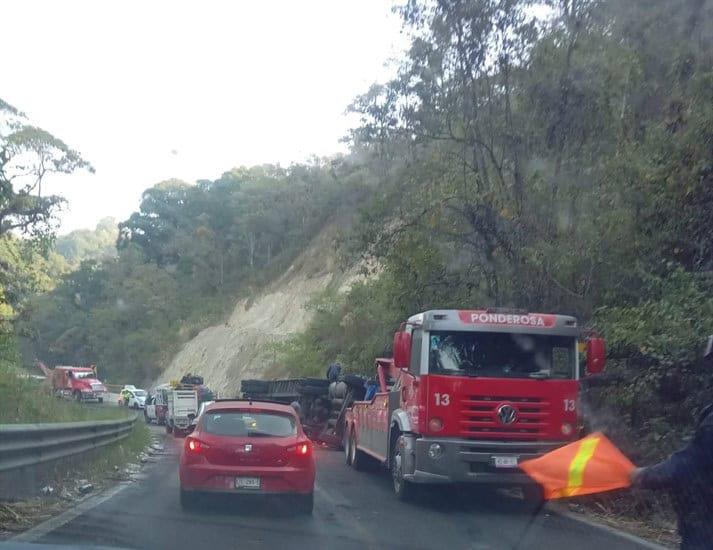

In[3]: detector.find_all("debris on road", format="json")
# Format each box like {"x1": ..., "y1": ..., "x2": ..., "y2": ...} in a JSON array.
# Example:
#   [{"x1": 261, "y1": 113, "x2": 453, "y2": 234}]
[{"x1": 76, "y1": 480, "x2": 93, "y2": 494}]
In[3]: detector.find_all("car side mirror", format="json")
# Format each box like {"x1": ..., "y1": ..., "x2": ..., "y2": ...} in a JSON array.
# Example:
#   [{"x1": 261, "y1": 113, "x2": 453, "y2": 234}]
[
  {"x1": 393, "y1": 331, "x2": 412, "y2": 370},
  {"x1": 586, "y1": 337, "x2": 606, "y2": 375}
]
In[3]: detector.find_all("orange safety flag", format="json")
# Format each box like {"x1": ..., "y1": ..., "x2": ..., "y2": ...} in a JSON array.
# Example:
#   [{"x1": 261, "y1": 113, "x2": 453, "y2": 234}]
[{"x1": 519, "y1": 432, "x2": 635, "y2": 500}]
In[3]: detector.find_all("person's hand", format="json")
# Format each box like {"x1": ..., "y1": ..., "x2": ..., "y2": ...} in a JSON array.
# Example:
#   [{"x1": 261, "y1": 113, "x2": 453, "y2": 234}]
[{"x1": 629, "y1": 467, "x2": 644, "y2": 485}]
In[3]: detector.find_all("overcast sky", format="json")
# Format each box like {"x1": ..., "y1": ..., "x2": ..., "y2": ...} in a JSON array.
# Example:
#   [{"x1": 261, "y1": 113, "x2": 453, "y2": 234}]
[{"x1": 1, "y1": 0, "x2": 406, "y2": 234}]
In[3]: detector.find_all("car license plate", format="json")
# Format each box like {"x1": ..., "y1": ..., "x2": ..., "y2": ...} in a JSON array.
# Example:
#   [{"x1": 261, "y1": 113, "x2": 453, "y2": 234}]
[
  {"x1": 235, "y1": 477, "x2": 261, "y2": 489},
  {"x1": 493, "y1": 456, "x2": 518, "y2": 468}
]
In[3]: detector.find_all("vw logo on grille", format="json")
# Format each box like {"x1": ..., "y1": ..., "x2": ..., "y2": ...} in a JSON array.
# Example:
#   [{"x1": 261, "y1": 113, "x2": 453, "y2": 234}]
[{"x1": 497, "y1": 404, "x2": 518, "y2": 425}]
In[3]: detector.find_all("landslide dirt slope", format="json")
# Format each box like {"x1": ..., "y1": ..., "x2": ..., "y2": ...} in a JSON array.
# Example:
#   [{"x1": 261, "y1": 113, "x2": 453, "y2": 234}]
[{"x1": 158, "y1": 224, "x2": 362, "y2": 396}]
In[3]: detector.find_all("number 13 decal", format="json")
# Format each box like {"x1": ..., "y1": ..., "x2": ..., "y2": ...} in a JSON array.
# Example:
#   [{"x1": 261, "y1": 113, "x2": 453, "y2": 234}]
[
  {"x1": 563, "y1": 399, "x2": 576, "y2": 412},
  {"x1": 435, "y1": 393, "x2": 450, "y2": 406}
]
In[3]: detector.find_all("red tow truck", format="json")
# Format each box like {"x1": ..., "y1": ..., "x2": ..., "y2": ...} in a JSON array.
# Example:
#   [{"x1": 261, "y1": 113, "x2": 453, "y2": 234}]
[
  {"x1": 50, "y1": 366, "x2": 107, "y2": 403},
  {"x1": 343, "y1": 309, "x2": 606, "y2": 501}
]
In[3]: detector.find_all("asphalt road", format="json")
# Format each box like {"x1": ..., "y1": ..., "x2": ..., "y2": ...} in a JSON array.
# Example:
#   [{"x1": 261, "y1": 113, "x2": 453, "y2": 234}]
[{"x1": 32, "y1": 426, "x2": 654, "y2": 550}]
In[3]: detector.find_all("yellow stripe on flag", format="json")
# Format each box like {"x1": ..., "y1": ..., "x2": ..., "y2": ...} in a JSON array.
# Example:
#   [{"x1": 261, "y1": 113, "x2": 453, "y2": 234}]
[{"x1": 563, "y1": 437, "x2": 600, "y2": 497}]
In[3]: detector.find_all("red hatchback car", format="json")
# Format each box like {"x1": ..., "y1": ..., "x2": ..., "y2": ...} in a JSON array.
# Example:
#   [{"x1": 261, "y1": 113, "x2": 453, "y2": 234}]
[{"x1": 179, "y1": 400, "x2": 316, "y2": 513}]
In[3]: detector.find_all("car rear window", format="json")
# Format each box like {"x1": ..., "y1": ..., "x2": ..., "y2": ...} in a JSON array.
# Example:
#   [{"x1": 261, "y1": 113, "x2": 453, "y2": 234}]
[{"x1": 202, "y1": 411, "x2": 296, "y2": 437}]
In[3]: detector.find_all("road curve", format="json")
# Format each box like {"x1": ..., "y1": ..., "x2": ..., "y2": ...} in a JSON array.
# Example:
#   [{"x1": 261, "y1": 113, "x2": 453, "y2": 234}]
[{"x1": 30, "y1": 426, "x2": 655, "y2": 549}]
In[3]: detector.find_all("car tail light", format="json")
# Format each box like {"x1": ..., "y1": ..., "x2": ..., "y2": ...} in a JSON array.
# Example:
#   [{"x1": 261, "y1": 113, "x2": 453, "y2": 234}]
[
  {"x1": 288, "y1": 441, "x2": 312, "y2": 456},
  {"x1": 428, "y1": 417, "x2": 444, "y2": 432},
  {"x1": 185, "y1": 438, "x2": 208, "y2": 453}
]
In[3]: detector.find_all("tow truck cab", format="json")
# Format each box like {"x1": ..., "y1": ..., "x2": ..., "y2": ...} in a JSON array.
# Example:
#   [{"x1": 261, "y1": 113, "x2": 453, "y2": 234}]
[{"x1": 344, "y1": 309, "x2": 606, "y2": 498}]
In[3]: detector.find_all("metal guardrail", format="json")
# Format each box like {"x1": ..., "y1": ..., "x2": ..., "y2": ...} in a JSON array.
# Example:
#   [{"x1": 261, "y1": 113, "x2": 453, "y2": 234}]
[{"x1": 0, "y1": 416, "x2": 137, "y2": 473}]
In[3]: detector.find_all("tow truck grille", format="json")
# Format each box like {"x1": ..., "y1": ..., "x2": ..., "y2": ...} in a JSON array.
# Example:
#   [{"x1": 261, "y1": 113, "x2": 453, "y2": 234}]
[{"x1": 459, "y1": 395, "x2": 550, "y2": 440}]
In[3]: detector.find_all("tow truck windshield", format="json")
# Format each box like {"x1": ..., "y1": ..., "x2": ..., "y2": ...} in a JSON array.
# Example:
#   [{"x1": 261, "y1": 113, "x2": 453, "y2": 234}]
[
  {"x1": 73, "y1": 371, "x2": 95, "y2": 379},
  {"x1": 428, "y1": 331, "x2": 576, "y2": 379}
]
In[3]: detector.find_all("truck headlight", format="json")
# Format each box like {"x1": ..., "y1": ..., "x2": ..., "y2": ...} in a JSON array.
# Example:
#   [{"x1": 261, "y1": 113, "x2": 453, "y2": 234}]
[
  {"x1": 428, "y1": 417, "x2": 444, "y2": 432},
  {"x1": 428, "y1": 443, "x2": 444, "y2": 460},
  {"x1": 561, "y1": 423, "x2": 573, "y2": 436}
]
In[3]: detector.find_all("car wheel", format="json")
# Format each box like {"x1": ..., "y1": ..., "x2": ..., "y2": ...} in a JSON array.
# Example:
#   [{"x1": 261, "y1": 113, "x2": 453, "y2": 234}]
[
  {"x1": 180, "y1": 489, "x2": 198, "y2": 511},
  {"x1": 296, "y1": 492, "x2": 313, "y2": 515},
  {"x1": 391, "y1": 434, "x2": 416, "y2": 501},
  {"x1": 98, "y1": 397, "x2": 104, "y2": 404},
  {"x1": 166, "y1": 423, "x2": 173, "y2": 434}
]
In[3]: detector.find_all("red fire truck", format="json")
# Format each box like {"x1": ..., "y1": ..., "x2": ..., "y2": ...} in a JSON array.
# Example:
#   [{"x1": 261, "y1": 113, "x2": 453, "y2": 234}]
[{"x1": 343, "y1": 309, "x2": 606, "y2": 501}]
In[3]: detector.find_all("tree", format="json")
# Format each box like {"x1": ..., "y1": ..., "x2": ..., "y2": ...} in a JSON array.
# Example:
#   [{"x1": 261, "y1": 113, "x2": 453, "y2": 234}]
[{"x1": 0, "y1": 98, "x2": 93, "y2": 239}]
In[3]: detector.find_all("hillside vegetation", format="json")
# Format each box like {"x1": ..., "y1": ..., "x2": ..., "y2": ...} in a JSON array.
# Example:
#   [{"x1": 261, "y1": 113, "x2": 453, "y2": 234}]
[
  {"x1": 20, "y1": 162, "x2": 372, "y2": 384},
  {"x1": 278, "y1": 0, "x2": 713, "y2": 457}
]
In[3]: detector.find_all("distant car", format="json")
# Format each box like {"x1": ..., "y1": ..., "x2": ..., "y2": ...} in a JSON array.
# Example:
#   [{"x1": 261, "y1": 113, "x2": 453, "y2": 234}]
[
  {"x1": 126, "y1": 389, "x2": 147, "y2": 409},
  {"x1": 178, "y1": 400, "x2": 315, "y2": 513}
]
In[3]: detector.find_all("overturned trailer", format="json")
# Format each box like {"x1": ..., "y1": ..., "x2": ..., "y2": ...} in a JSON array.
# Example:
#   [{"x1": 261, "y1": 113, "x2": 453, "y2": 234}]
[{"x1": 240, "y1": 375, "x2": 368, "y2": 447}]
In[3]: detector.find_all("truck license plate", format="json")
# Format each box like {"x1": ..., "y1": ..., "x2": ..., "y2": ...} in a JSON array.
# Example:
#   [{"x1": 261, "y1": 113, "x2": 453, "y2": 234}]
[
  {"x1": 493, "y1": 456, "x2": 518, "y2": 468},
  {"x1": 235, "y1": 477, "x2": 260, "y2": 489}
]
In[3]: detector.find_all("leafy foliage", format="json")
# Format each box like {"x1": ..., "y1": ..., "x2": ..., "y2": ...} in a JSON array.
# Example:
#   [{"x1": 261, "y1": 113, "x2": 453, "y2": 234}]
[
  {"x1": 0, "y1": 98, "x2": 92, "y2": 240},
  {"x1": 54, "y1": 217, "x2": 118, "y2": 266},
  {"x1": 280, "y1": 0, "x2": 713, "y2": 453},
  {"x1": 22, "y1": 159, "x2": 373, "y2": 383}
]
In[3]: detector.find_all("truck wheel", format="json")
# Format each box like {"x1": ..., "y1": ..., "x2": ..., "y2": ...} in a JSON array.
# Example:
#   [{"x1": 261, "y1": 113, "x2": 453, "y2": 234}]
[
  {"x1": 98, "y1": 397, "x2": 104, "y2": 404},
  {"x1": 74, "y1": 391, "x2": 82, "y2": 402},
  {"x1": 344, "y1": 427, "x2": 352, "y2": 465},
  {"x1": 391, "y1": 434, "x2": 416, "y2": 501},
  {"x1": 166, "y1": 423, "x2": 173, "y2": 434},
  {"x1": 349, "y1": 429, "x2": 371, "y2": 471}
]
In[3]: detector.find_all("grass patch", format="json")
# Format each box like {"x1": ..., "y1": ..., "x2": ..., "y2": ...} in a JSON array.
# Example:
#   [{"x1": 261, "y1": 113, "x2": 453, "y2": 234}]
[
  {"x1": 80, "y1": 419, "x2": 151, "y2": 477},
  {"x1": 0, "y1": 362, "x2": 128, "y2": 424}
]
